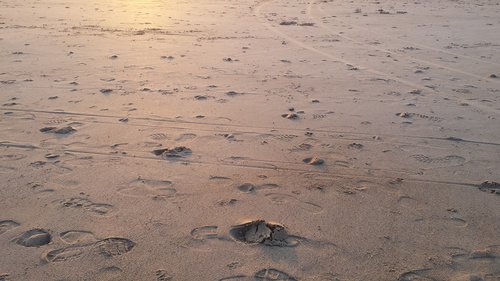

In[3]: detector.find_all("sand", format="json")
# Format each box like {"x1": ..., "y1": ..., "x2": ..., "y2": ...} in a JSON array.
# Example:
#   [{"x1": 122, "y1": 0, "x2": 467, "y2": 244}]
[{"x1": 0, "y1": 0, "x2": 499, "y2": 280}]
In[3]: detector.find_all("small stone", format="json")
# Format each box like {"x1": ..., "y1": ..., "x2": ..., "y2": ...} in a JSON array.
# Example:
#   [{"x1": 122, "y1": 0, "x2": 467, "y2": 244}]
[
  {"x1": 280, "y1": 21, "x2": 297, "y2": 26},
  {"x1": 303, "y1": 157, "x2": 324, "y2": 165},
  {"x1": 45, "y1": 153, "x2": 59, "y2": 159},
  {"x1": 281, "y1": 113, "x2": 299, "y2": 120},
  {"x1": 100, "y1": 89, "x2": 113, "y2": 94},
  {"x1": 152, "y1": 147, "x2": 192, "y2": 158},
  {"x1": 53, "y1": 126, "x2": 76, "y2": 134}
]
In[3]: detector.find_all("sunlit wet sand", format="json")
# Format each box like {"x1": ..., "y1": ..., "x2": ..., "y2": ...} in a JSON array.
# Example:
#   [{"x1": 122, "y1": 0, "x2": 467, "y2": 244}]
[{"x1": 1, "y1": 0, "x2": 499, "y2": 280}]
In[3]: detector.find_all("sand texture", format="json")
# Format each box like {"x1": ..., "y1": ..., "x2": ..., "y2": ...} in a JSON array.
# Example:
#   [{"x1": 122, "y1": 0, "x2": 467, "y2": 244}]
[{"x1": 0, "y1": 0, "x2": 499, "y2": 280}]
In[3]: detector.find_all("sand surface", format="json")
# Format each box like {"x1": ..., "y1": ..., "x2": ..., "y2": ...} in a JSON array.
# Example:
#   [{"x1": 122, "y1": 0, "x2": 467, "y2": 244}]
[{"x1": 1, "y1": 0, "x2": 499, "y2": 280}]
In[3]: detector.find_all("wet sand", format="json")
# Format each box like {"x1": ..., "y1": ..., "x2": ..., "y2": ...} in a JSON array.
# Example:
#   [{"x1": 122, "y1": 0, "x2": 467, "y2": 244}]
[{"x1": 0, "y1": 0, "x2": 499, "y2": 280}]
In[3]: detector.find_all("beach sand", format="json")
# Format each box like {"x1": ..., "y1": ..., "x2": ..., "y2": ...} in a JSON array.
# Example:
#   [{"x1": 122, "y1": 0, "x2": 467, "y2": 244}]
[{"x1": 0, "y1": 0, "x2": 499, "y2": 280}]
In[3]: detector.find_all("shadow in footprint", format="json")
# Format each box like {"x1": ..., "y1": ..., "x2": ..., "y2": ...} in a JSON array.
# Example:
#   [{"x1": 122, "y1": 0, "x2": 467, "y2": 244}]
[
  {"x1": 230, "y1": 220, "x2": 300, "y2": 247},
  {"x1": 13, "y1": 229, "x2": 51, "y2": 247},
  {"x1": 477, "y1": 181, "x2": 500, "y2": 195}
]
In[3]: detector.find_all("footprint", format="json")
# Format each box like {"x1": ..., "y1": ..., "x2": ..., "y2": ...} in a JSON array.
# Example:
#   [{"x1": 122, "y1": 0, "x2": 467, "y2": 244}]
[
  {"x1": 260, "y1": 184, "x2": 280, "y2": 190},
  {"x1": 59, "y1": 198, "x2": 113, "y2": 216},
  {"x1": 265, "y1": 193, "x2": 323, "y2": 214},
  {"x1": 60, "y1": 230, "x2": 97, "y2": 244},
  {"x1": 149, "y1": 133, "x2": 168, "y2": 140},
  {"x1": 210, "y1": 176, "x2": 232, "y2": 181},
  {"x1": 230, "y1": 220, "x2": 299, "y2": 247},
  {"x1": 45, "y1": 244, "x2": 88, "y2": 262},
  {"x1": 352, "y1": 180, "x2": 388, "y2": 192},
  {"x1": 39, "y1": 126, "x2": 76, "y2": 135},
  {"x1": 191, "y1": 226, "x2": 218, "y2": 240},
  {"x1": 397, "y1": 269, "x2": 434, "y2": 281},
  {"x1": 87, "y1": 203, "x2": 114, "y2": 215},
  {"x1": 13, "y1": 229, "x2": 51, "y2": 247},
  {"x1": 398, "y1": 245, "x2": 500, "y2": 280},
  {"x1": 98, "y1": 266, "x2": 123, "y2": 280},
  {"x1": 118, "y1": 178, "x2": 176, "y2": 198},
  {"x1": 216, "y1": 199, "x2": 238, "y2": 207},
  {"x1": 255, "y1": 268, "x2": 297, "y2": 281},
  {"x1": 396, "y1": 112, "x2": 441, "y2": 121},
  {"x1": 152, "y1": 147, "x2": 192, "y2": 158},
  {"x1": 94, "y1": 238, "x2": 135, "y2": 257},
  {"x1": 477, "y1": 181, "x2": 500, "y2": 195},
  {"x1": 156, "y1": 270, "x2": 173, "y2": 281},
  {"x1": 44, "y1": 119, "x2": 67, "y2": 125},
  {"x1": 398, "y1": 196, "x2": 419, "y2": 208},
  {"x1": 410, "y1": 154, "x2": 465, "y2": 165},
  {"x1": 238, "y1": 183, "x2": 279, "y2": 193},
  {"x1": 0, "y1": 154, "x2": 26, "y2": 161},
  {"x1": 175, "y1": 133, "x2": 197, "y2": 141},
  {"x1": 448, "y1": 217, "x2": 468, "y2": 227},
  {"x1": 219, "y1": 275, "x2": 248, "y2": 281},
  {"x1": 45, "y1": 237, "x2": 135, "y2": 262},
  {"x1": 290, "y1": 143, "x2": 312, "y2": 152},
  {"x1": 130, "y1": 178, "x2": 173, "y2": 187},
  {"x1": 237, "y1": 183, "x2": 256, "y2": 193},
  {"x1": 0, "y1": 220, "x2": 20, "y2": 234},
  {"x1": 333, "y1": 160, "x2": 351, "y2": 168}
]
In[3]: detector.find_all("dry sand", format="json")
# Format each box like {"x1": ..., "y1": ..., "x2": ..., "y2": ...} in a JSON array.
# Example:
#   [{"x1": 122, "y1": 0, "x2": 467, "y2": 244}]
[{"x1": 0, "y1": 0, "x2": 499, "y2": 280}]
